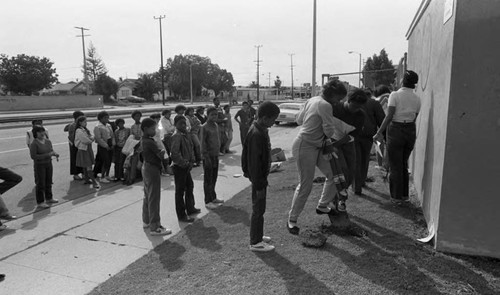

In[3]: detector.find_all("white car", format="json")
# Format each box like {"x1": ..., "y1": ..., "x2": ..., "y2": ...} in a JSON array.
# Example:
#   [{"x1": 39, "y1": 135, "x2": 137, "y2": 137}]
[{"x1": 275, "y1": 102, "x2": 305, "y2": 125}]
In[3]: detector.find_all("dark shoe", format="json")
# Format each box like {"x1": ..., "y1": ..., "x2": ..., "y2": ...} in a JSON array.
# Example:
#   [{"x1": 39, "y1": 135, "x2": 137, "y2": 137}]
[
  {"x1": 0, "y1": 273, "x2": 5, "y2": 282},
  {"x1": 365, "y1": 177, "x2": 375, "y2": 183},
  {"x1": 287, "y1": 221, "x2": 299, "y2": 235},
  {"x1": 178, "y1": 216, "x2": 195, "y2": 223},
  {"x1": 187, "y1": 208, "x2": 201, "y2": 215},
  {"x1": 316, "y1": 206, "x2": 334, "y2": 215},
  {"x1": 354, "y1": 191, "x2": 362, "y2": 196},
  {"x1": 0, "y1": 214, "x2": 17, "y2": 220}
]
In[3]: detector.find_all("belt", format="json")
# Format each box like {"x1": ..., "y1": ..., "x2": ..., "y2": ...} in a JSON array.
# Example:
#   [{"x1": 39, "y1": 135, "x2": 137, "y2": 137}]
[{"x1": 392, "y1": 121, "x2": 415, "y2": 125}]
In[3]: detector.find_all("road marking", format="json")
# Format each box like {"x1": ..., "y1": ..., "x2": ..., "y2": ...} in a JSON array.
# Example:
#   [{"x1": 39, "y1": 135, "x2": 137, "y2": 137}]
[
  {"x1": 0, "y1": 136, "x2": 26, "y2": 140},
  {"x1": 0, "y1": 142, "x2": 67, "y2": 154}
]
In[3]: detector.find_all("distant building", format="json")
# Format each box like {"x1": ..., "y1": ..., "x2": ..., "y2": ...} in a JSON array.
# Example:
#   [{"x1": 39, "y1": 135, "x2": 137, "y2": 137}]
[
  {"x1": 117, "y1": 78, "x2": 137, "y2": 99},
  {"x1": 40, "y1": 81, "x2": 86, "y2": 96}
]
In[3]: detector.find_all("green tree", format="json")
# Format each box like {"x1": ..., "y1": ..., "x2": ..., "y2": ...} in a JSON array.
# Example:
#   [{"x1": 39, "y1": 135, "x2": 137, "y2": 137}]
[
  {"x1": 83, "y1": 43, "x2": 107, "y2": 93},
  {"x1": 134, "y1": 73, "x2": 160, "y2": 101},
  {"x1": 205, "y1": 64, "x2": 234, "y2": 97},
  {"x1": 363, "y1": 49, "x2": 396, "y2": 89},
  {"x1": 0, "y1": 54, "x2": 58, "y2": 95},
  {"x1": 248, "y1": 81, "x2": 259, "y2": 88},
  {"x1": 94, "y1": 74, "x2": 118, "y2": 102},
  {"x1": 164, "y1": 54, "x2": 210, "y2": 99}
]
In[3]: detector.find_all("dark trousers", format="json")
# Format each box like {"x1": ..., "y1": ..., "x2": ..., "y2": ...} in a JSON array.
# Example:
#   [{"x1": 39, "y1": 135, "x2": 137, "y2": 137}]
[
  {"x1": 203, "y1": 156, "x2": 219, "y2": 204},
  {"x1": 250, "y1": 185, "x2": 267, "y2": 245},
  {"x1": 240, "y1": 126, "x2": 249, "y2": 145},
  {"x1": 69, "y1": 144, "x2": 83, "y2": 176},
  {"x1": 173, "y1": 165, "x2": 196, "y2": 218},
  {"x1": 219, "y1": 125, "x2": 227, "y2": 153},
  {"x1": 354, "y1": 137, "x2": 373, "y2": 193},
  {"x1": 0, "y1": 167, "x2": 22, "y2": 219},
  {"x1": 34, "y1": 162, "x2": 54, "y2": 204},
  {"x1": 114, "y1": 146, "x2": 126, "y2": 180},
  {"x1": 94, "y1": 145, "x2": 113, "y2": 178},
  {"x1": 386, "y1": 122, "x2": 416, "y2": 200},
  {"x1": 340, "y1": 141, "x2": 356, "y2": 189},
  {"x1": 141, "y1": 162, "x2": 162, "y2": 230}
]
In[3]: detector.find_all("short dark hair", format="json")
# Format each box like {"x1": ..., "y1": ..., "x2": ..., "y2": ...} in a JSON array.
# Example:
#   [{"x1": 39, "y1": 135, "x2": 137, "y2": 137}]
[
  {"x1": 242, "y1": 101, "x2": 249, "y2": 106},
  {"x1": 174, "y1": 104, "x2": 186, "y2": 113},
  {"x1": 174, "y1": 115, "x2": 186, "y2": 125},
  {"x1": 149, "y1": 113, "x2": 161, "y2": 119},
  {"x1": 97, "y1": 111, "x2": 109, "y2": 121},
  {"x1": 403, "y1": 70, "x2": 419, "y2": 88},
  {"x1": 213, "y1": 97, "x2": 220, "y2": 102},
  {"x1": 31, "y1": 119, "x2": 42, "y2": 125},
  {"x1": 206, "y1": 106, "x2": 217, "y2": 116},
  {"x1": 32, "y1": 125, "x2": 45, "y2": 138},
  {"x1": 374, "y1": 85, "x2": 391, "y2": 97},
  {"x1": 257, "y1": 101, "x2": 280, "y2": 119},
  {"x1": 161, "y1": 109, "x2": 171, "y2": 116},
  {"x1": 248, "y1": 99, "x2": 254, "y2": 104},
  {"x1": 223, "y1": 105, "x2": 230, "y2": 111},
  {"x1": 196, "y1": 106, "x2": 205, "y2": 113},
  {"x1": 141, "y1": 118, "x2": 156, "y2": 131},
  {"x1": 322, "y1": 79, "x2": 347, "y2": 98},
  {"x1": 186, "y1": 107, "x2": 194, "y2": 116},
  {"x1": 131, "y1": 110, "x2": 142, "y2": 119},
  {"x1": 73, "y1": 111, "x2": 84, "y2": 120},
  {"x1": 347, "y1": 89, "x2": 368, "y2": 105},
  {"x1": 115, "y1": 118, "x2": 125, "y2": 126}
]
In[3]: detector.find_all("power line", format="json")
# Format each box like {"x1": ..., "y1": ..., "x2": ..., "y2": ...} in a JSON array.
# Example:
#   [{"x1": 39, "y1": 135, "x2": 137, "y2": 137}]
[
  {"x1": 254, "y1": 45, "x2": 263, "y2": 102},
  {"x1": 75, "y1": 26, "x2": 90, "y2": 95},
  {"x1": 154, "y1": 15, "x2": 166, "y2": 105}
]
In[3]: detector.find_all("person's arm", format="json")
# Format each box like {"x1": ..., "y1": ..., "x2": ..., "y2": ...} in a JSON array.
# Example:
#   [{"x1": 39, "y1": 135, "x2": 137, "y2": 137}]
[
  {"x1": 64, "y1": 123, "x2": 70, "y2": 132},
  {"x1": 110, "y1": 127, "x2": 116, "y2": 147},
  {"x1": 234, "y1": 110, "x2": 241, "y2": 125},
  {"x1": 374, "y1": 106, "x2": 395, "y2": 141},
  {"x1": 296, "y1": 101, "x2": 308, "y2": 126},
  {"x1": 170, "y1": 134, "x2": 188, "y2": 167},
  {"x1": 200, "y1": 126, "x2": 206, "y2": 160},
  {"x1": 76, "y1": 129, "x2": 93, "y2": 145},
  {"x1": 374, "y1": 100, "x2": 386, "y2": 127},
  {"x1": 94, "y1": 126, "x2": 108, "y2": 148},
  {"x1": 26, "y1": 131, "x2": 31, "y2": 147}
]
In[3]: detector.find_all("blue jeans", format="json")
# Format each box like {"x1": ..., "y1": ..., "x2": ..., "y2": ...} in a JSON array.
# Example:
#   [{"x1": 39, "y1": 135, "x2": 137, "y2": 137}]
[
  {"x1": 386, "y1": 122, "x2": 416, "y2": 200},
  {"x1": 203, "y1": 156, "x2": 219, "y2": 204},
  {"x1": 250, "y1": 185, "x2": 266, "y2": 245}
]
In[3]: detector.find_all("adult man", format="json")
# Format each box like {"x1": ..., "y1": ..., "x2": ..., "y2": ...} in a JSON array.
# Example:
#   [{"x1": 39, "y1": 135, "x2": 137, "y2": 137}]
[{"x1": 0, "y1": 166, "x2": 23, "y2": 230}]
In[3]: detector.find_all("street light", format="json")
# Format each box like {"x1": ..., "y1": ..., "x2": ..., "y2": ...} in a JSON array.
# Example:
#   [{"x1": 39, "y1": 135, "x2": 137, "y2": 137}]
[
  {"x1": 348, "y1": 51, "x2": 362, "y2": 88},
  {"x1": 189, "y1": 63, "x2": 199, "y2": 104}
]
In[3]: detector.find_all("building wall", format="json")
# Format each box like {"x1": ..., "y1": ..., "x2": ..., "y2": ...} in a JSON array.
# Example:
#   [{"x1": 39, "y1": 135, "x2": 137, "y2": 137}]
[
  {"x1": 437, "y1": 0, "x2": 500, "y2": 257},
  {"x1": 0, "y1": 95, "x2": 103, "y2": 111}
]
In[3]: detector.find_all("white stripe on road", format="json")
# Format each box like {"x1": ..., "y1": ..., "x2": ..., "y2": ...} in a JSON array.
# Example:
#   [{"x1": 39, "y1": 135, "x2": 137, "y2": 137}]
[
  {"x1": 0, "y1": 142, "x2": 67, "y2": 154},
  {"x1": 0, "y1": 136, "x2": 26, "y2": 140}
]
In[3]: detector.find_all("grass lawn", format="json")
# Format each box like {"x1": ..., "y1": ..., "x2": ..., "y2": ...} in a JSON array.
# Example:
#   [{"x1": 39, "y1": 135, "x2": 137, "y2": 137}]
[{"x1": 89, "y1": 159, "x2": 500, "y2": 295}]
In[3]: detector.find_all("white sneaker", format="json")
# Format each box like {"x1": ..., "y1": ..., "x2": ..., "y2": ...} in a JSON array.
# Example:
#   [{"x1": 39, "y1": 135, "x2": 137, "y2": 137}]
[
  {"x1": 262, "y1": 236, "x2": 272, "y2": 243},
  {"x1": 250, "y1": 242, "x2": 275, "y2": 252},
  {"x1": 205, "y1": 202, "x2": 220, "y2": 209},
  {"x1": 150, "y1": 226, "x2": 172, "y2": 236},
  {"x1": 100, "y1": 178, "x2": 110, "y2": 183},
  {"x1": 213, "y1": 198, "x2": 224, "y2": 204},
  {"x1": 37, "y1": 203, "x2": 50, "y2": 209}
]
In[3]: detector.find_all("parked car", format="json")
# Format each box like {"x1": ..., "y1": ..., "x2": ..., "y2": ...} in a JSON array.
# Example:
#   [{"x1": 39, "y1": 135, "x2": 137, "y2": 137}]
[
  {"x1": 122, "y1": 95, "x2": 146, "y2": 103},
  {"x1": 275, "y1": 102, "x2": 305, "y2": 125}
]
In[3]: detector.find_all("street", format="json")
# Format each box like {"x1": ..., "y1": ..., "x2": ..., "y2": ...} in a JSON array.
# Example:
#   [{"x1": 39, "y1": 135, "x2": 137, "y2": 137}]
[{"x1": 0, "y1": 114, "x2": 295, "y2": 218}]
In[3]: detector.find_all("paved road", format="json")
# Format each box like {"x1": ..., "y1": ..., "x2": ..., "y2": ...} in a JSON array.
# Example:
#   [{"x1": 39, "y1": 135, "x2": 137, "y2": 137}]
[{"x1": 0, "y1": 115, "x2": 296, "y2": 218}]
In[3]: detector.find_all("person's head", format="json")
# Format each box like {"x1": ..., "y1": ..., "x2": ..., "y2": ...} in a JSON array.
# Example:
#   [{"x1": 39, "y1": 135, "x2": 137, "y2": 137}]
[
  {"x1": 374, "y1": 85, "x2": 391, "y2": 98},
  {"x1": 141, "y1": 118, "x2": 157, "y2": 137},
  {"x1": 242, "y1": 101, "x2": 249, "y2": 110},
  {"x1": 322, "y1": 79, "x2": 348, "y2": 103},
  {"x1": 185, "y1": 107, "x2": 194, "y2": 117},
  {"x1": 161, "y1": 109, "x2": 172, "y2": 119},
  {"x1": 131, "y1": 110, "x2": 142, "y2": 123},
  {"x1": 72, "y1": 111, "x2": 84, "y2": 121},
  {"x1": 32, "y1": 125, "x2": 46, "y2": 139},
  {"x1": 403, "y1": 70, "x2": 419, "y2": 89},
  {"x1": 213, "y1": 97, "x2": 220, "y2": 107},
  {"x1": 196, "y1": 106, "x2": 205, "y2": 115},
  {"x1": 31, "y1": 119, "x2": 43, "y2": 126},
  {"x1": 97, "y1": 111, "x2": 110, "y2": 124},
  {"x1": 257, "y1": 101, "x2": 280, "y2": 128},
  {"x1": 248, "y1": 99, "x2": 254, "y2": 106},
  {"x1": 223, "y1": 105, "x2": 230, "y2": 113},
  {"x1": 76, "y1": 116, "x2": 87, "y2": 129},
  {"x1": 149, "y1": 113, "x2": 161, "y2": 123},
  {"x1": 346, "y1": 89, "x2": 368, "y2": 113},
  {"x1": 115, "y1": 118, "x2": 125, "y2": 129},
  {"x1": 174, "y1": 115, "x2": 187, "y2": 133},
  {"x1": 174, "y1": 104, "x2": 187, "y2": 115},
  {"x1": 206, "y1": 106, "x2": 218, "y2": 123},
  {"x1": 364, "y1": 88, "x2": 373, "y2": 98}
]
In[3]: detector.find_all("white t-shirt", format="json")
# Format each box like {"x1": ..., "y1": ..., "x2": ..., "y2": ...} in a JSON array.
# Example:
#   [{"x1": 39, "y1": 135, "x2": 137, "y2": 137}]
[{"x1": 388, "y1": 87, "x2": 421, "y2": 122}]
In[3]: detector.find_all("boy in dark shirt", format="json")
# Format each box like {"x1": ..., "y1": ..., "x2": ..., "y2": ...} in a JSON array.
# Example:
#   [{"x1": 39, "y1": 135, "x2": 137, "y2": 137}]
[
  {"x1": 242, "y1": 101, "x2": 280, "y2": 252},
  {"x1": 235, "y1": 101, "x2": 252, "y2": 145},
  {"x1": 141, "y1": 118, "x2": 171, "y2": 236},
  {"x1": 200, "y1": 107, "x2": 224, "y2": 209},
  {"x1": 171, "y1": 116, "x2": 201, "y2": 223}
]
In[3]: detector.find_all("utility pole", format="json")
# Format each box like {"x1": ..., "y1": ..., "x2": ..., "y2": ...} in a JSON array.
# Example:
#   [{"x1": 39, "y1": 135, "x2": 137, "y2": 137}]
[
  {"x1": 154, "y1": 15, "x2": 166, "y2": 105},
  {"x1": 312, "y1": 0, "x2": 317, "y2": 97},
  {"x1": 268, "y1": 72, "x2": 271, "y2": 88},
  {"x1": 75, "y1": 26, "x2": 90, "y2": 95},
  {"x1": 254, "y1": 45, "x2": 263, "y2": 102},
  {"x1": 289, "y1": 53, "x2": 295, "y2": 99}
]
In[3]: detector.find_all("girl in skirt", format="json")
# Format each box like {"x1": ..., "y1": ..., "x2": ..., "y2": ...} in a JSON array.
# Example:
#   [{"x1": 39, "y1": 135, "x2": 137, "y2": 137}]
[{"x1": 74, "y1": 116, "x2": 100, "y2": 189}]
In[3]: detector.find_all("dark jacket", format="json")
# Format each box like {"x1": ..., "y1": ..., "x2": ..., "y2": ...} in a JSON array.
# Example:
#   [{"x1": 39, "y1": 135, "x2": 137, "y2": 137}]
[
  {"x1": 171, "y1": 129, "x2": 195, "y2": 168},
  {"x1": 360, "y1": 97, "x2": 385, "y2": 138},
  {"x1": 242, "y1": 122, "x2": 271, "y2": 190},
  {"x1": 331, "y1": 101, "x2": 365, "y2": 138}
]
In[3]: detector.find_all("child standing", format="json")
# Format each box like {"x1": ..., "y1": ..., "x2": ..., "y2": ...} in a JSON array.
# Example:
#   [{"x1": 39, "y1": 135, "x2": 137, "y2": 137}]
[
  {"x1": 114, "y1": 118, "x2": 130, "y2": 181},
  {"x1": 141, "y1": 118, "x2": 171, "y2": 236},
  {"x1": 160, "y1": 109, "x2": 175, "y2": 155},
  {"x1": 223, "y1": 105, "x2": 233, "y2": 153},
  {"x1": 186, "y1": 107, "x2": 202, "y2": 166},
  {"x1": 26, "y1": 119, "x2": 49, "y2": 148},
  {"x1": 130, "y1": 110, "x2": 143, "y2": 140},
  {"x1": 171, "y1": 116, "x2": 201, "y2": 223},
  {"x1": 234, "y1": 101, "x2": 252, "y2": 145},
  {"x1": 200, "y1": 107, "x2": 225, "y2": 209},
  {"x1": 64, "y1": 111, "x2": 85, "y2": 180},
  {"x1": 75, "y1": 116, "x2": 100, "y2": 189},
  {"x1": 242, "y1": 101, "x2": 280, "y2": 252},
  {"x1": 93, "y1": 111, "x2": 115, "y2": 182},
  {"x1": 29, "y1": 125, "x2": 59, "y2": 209}
]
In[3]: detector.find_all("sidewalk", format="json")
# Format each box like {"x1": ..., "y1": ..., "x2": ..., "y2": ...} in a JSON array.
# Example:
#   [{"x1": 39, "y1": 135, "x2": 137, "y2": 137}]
[{"x1": 0, "y1": 125, "x2": 300, "y2": 294}]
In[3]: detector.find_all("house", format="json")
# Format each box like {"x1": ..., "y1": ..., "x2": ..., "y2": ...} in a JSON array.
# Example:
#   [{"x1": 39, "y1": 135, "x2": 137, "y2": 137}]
[
  {"x1": 117, "y1": 78, "x2": 137, "y2": 99},
  {"x1": 40, "y1": 81, "x2": 87, "y2": 95}
]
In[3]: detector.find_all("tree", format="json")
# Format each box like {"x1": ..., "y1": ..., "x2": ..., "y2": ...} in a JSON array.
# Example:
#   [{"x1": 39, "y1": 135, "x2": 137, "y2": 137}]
[
  {"x1": 134, "y1": 73, "x2": 160, "y2": 101},
  {"x1": 0, "y1": 54, "x2": 58, "y2": 95},
  {"x1": 363, "y1": 49, "x2": 396, "y2": 89},
  {"x1": 83, "y1": 43, "x2": 107, "y2": 92},
  {"x1": 274, "y1": 76, "x2": 282, "y2": 94},
  {"x1": 205, "y1": 64, "x2": 234, "y2": 97},
  {"x1": 164, "y1": 54, "x2": 210, "y2": 99},
  {"x1": 94, "y1": 74, "x2": 118, "y2": 102},
  {"x1": 248, "y1": 81, "x2": 259, "y2": 88}
]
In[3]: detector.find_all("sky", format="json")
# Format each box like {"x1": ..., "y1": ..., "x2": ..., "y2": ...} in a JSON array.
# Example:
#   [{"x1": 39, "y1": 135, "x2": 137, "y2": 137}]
[{"x1": 0, "y1": 0, "x2": 422, "y2": 88}]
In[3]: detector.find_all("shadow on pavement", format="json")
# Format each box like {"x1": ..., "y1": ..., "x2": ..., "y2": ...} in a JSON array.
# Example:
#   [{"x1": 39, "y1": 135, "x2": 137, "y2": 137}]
[{"x1": 184, "y1": 219, "x2": 222, "y2": 252}]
